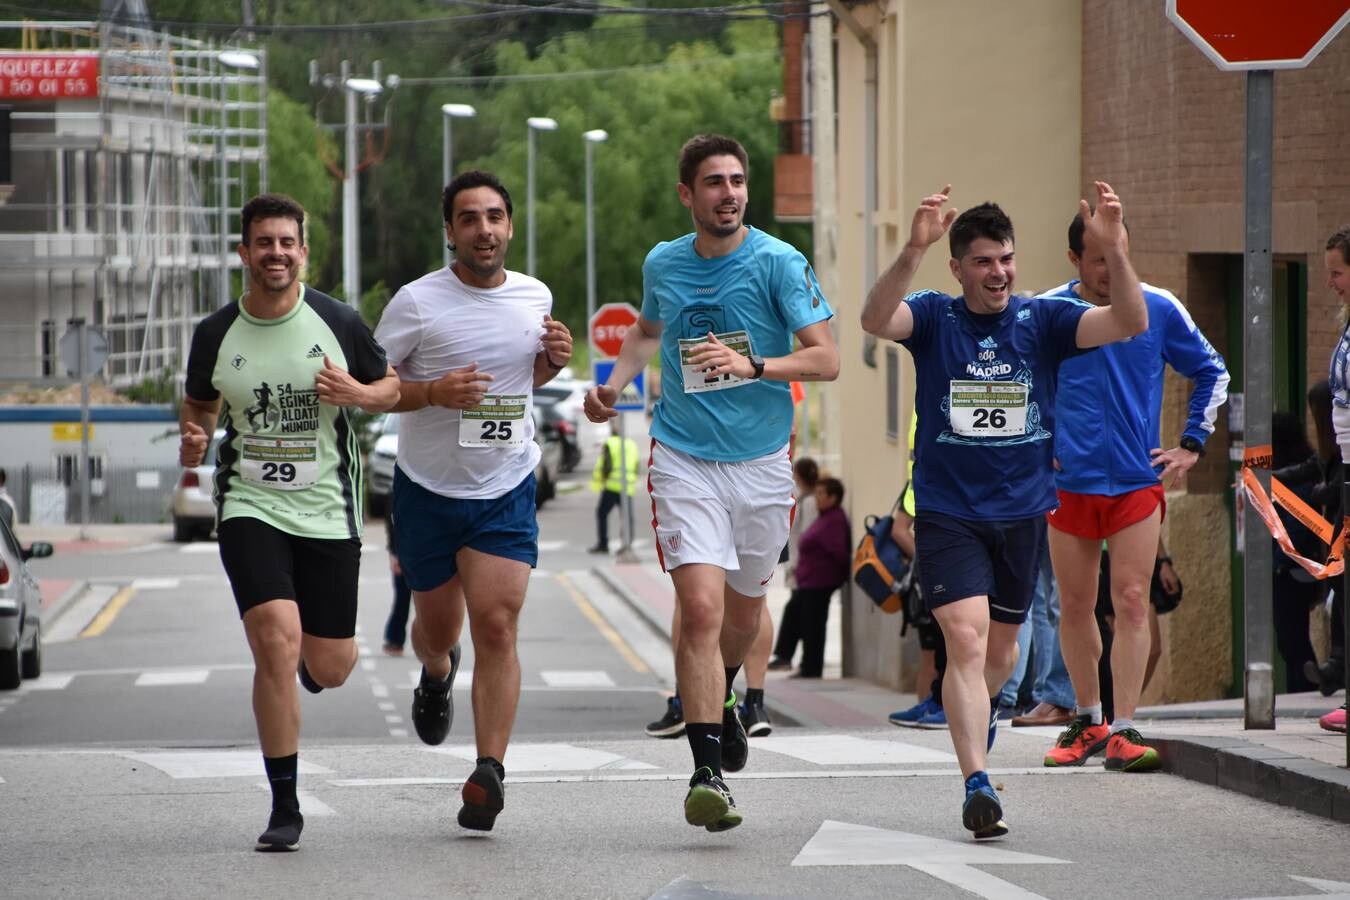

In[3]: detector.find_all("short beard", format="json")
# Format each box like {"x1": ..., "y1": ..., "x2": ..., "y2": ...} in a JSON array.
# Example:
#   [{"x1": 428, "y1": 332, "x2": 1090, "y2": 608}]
[
  {"x1": 697, "y1": 215, "x2": 742, "y2": 239},
  {"x1": 455, "y1": 251, "x2": 503, "y2": 282}
]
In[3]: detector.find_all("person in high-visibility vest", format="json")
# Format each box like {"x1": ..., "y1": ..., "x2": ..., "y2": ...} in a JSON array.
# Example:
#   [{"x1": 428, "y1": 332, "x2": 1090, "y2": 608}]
[{"x1": 588, "y1": 425, "x2": 640, "y2": 554}]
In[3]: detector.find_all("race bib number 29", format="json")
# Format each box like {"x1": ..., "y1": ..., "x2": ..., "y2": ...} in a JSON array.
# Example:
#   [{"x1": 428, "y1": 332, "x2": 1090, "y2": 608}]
[
  {"x1": 948, "y1": 380, "x2": 1028, "y2": 437},
  {"x1": 240, "y1": 436, "x2": 319, "y2": 491},
  {"x1": 459, "y1": 394, "x2": 528, "y2": 447}
]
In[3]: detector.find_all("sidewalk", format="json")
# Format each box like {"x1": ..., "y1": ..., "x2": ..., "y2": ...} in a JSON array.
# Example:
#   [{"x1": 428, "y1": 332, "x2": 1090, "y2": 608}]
[{"x1": 593, "y1": 548, "x2": 1350, "y2": 825}]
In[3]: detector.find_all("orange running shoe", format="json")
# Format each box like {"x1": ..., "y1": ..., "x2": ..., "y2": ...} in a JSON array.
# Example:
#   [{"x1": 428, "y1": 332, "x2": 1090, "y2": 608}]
[
  {"x1": 1104, "y1": 727, "x2": 1161, "y2": 772},
  {"x1": 1043, "y1": 716, "x2": 1110, "y2": 767}
]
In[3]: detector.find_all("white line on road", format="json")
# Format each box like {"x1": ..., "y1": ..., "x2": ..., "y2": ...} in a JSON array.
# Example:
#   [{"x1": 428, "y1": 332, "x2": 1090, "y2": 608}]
[
  {"x1": 128, "y1": 751, "x2": 334, "y2": 779},
  {"x1": 130, "y1": 578, "x2": 181, "y2": 590},
  {"x1": 540, "y1": 670, "x2": 615, "y2": 687},
  {"x1": 422, "y1": 742, "x2": 657, "y2": 772},
  {"x1": 134, "y1": 670, "x2": 210, "y2": 687},
  {"x1": 755, "y1": 734, "x2": 957, "y2": 765}
]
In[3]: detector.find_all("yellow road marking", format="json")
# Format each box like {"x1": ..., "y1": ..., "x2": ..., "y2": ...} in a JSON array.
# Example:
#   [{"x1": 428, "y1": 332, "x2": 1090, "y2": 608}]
[
  {"x1": 79, "y1": 586, "x2": 136, "y2": 639},
  {"x1": 556, "y1": 572, "x2": 650, "y2": 674}
]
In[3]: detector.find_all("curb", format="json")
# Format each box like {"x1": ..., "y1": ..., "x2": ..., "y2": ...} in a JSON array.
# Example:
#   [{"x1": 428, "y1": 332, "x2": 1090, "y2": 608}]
[
  {"x1": 44, "y1": 579, "x2": 91, "y2": 626},
  {"x1": 592, "y1": 565, "x2": 671, "y2": 643},
  {"x1": 1155, "y1": 734, "x2": 1350, "y2": 824}
]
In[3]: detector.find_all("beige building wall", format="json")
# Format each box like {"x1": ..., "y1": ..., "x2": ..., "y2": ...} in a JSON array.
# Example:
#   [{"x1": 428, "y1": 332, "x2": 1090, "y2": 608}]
[{"x1": 831, "y1": 0, "x2": 1083, "y2": 689}]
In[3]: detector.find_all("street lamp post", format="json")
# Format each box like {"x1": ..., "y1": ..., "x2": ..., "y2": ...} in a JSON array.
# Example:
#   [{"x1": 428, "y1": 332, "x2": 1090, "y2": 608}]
[
  {"x1": 582, "y1": 129, "x2": 607, "y2": 342},
  {"x1": 441, "y1": 103, "x2": 476, "y2": 268},
  {"x1": 342, "y1": 67, "x2": 383, "y2": 308},
  {"x1": 526, "y1": 116, "x2": 558, "y2": 277}
]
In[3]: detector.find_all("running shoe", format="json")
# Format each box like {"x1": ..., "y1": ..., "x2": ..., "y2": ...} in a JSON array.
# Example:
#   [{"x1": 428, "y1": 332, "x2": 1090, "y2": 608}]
[
  {"x1": 297, "y1": 659, "x2": 323, "y2": 694},
  {"x1": 645, "y1": 695, "x2": 686, "y2": 739},
  {"x1": 739, "y1": 699, "x2": 773, "y2": 737},
  {"x1": 914, "y1": 707, "x2": 949, "y2": 729},
  {"x1": 1104, "y1": 727, "x2": 1161, "y2": 772},
  {"x1": 411, "y1": 644, "x2": 460, "y2": 746},
  {"x1": 962, "y1": 774, "x2": 1008, "y2": 839},
  {"x1": 1043, "y1": 716, "x2": 1110, "y2": 767},
  {"x1": 684, "y1": 766, "x2": 742, "y2": 832},
  {"x1": 1319, "y1": 705, "x2": 1347, "y2": 734},
  {"x1": 457, "y1": 760, "x2": 505, "y2": 831},
  {"x1": 722, "y1": 694, "x2": 749, "y2": 772},
  {"x1": 255, "y1": 806, "x2": 303, "y2": 852},
  {"x1": 888, "y1": 694, "x2": 941, "y2": 727}
]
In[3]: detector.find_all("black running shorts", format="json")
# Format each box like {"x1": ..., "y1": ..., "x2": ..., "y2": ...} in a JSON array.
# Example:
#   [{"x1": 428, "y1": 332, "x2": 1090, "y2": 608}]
[
  {"x1": 913, "y1": 511, "x2": 1046, "y2": 626},
  {"x1": 218, "y1": 515, "x2": 361, "y2": 638}
]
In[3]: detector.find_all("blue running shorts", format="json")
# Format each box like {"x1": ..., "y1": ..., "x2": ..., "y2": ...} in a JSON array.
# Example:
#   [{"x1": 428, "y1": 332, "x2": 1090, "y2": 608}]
[{"x1": 913, "y1": 512, "x2": 1045, "y2": 625}]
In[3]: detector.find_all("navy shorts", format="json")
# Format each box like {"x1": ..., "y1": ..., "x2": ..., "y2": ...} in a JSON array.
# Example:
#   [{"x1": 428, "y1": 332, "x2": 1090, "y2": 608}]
[
  {"x1": 217, "y1": 516, "x2": 361, "y2": 639},
  {"x1": 391, "y1": 466, "x2": 538, "y2": 592},
  {"x1": 913, "y1": 512, "x2": 1046, "y2": 625}
]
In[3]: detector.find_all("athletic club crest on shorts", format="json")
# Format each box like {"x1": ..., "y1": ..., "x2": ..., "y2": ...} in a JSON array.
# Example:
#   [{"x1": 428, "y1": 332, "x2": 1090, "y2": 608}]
[{"x1": 665, "y1": 532, "x2": 681, "y2": 552}]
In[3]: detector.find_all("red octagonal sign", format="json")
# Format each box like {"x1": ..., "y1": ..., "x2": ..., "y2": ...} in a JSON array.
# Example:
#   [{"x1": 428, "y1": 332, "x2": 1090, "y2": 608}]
[
  {"x1": 589, "y1": 302, "x2": 640, "y2": 359},
  {"x1": 1168, "y1": 0, "x2": 1350, "y2": 71}
]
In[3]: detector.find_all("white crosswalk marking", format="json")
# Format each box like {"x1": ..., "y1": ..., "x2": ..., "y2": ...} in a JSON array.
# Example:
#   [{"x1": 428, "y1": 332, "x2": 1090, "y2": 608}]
[
  {"x1": 755, "y1": 734, "x2": 957, "y2": 765},
  {"x1": 24, "y1": 674, "x2": 74, "y2": 691},
  {"x1": 424, "y1": 742, "x2": 657, "y2": 772},
  {"x1": 131, "y1": 578, "x2": 181, "y2": 590},
  {"x1": 134, "y1": 670, "x2": 210, "y2": 687},
  {"x1": 179, "y1": 544, "x2": 218, "y2": 554},
  {"x1": 540, "y1": 670, "x2": 615, "y2": 687},
  {"x1": 126, "y1": 751, "x2": 334, "y2": 779}
]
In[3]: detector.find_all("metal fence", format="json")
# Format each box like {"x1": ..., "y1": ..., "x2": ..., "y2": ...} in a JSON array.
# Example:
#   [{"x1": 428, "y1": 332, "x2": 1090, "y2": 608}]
[{"x1": 7, "y1": 460, "x2": 181, "y2": 525}]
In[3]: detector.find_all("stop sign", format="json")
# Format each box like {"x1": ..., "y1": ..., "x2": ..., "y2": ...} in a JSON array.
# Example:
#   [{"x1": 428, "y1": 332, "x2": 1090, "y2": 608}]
[
  {"x1": 589, "y1": 302, "x2": 639, "y2": 358},
  {"x1": 1168, "y1": 0, "x2": 1350, "y2": 71}
]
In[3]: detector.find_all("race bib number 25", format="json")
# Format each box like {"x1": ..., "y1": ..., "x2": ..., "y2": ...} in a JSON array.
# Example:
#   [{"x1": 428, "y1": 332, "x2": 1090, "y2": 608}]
[{"x1": 459, "y1": 394, "x2": 528, "y2": 447}]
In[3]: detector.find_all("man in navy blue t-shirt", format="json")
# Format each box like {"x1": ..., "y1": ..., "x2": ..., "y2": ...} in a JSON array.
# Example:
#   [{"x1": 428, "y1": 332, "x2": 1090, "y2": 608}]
[{"x1": 860, "y1": 182, "x2": 1146, "y2": 839}]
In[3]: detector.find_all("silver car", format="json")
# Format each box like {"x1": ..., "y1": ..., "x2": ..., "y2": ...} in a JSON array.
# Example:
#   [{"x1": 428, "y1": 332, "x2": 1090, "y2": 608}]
[
  {"x1": 171, "y1": 429, "x2": 225, "y2": 542},
  {"x1": 0, "y1": 517, "x2": 53, "y2": 689}
]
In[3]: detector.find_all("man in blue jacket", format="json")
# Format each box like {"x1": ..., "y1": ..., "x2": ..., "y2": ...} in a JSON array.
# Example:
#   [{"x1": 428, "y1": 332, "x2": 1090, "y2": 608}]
[{"x1": 1039, "y1": 213, "x2": 1229, "y2": 772}]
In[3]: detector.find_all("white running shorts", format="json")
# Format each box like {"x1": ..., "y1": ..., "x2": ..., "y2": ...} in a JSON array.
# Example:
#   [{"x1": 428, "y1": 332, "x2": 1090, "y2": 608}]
[{"x1": 648, "y1": 440, "x2": 795, "y2": 598}]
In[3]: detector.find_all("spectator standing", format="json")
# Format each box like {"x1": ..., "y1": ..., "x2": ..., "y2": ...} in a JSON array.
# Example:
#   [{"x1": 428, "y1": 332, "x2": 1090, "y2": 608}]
[
  {"x1": 778, "y1": 477, "x2": 851, "y2": 678},
  {"x1": 588, "y1": 423, "x2": 639, "y2": 554},
  {"x1": 770, "y1": 457, "x2": 820, "y2": 669}
]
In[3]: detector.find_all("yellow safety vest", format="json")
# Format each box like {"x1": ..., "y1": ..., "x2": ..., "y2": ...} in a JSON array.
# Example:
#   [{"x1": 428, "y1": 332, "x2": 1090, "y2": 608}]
[{"x1": 591, "y1": 435, "x2": 640, "y2": 495}]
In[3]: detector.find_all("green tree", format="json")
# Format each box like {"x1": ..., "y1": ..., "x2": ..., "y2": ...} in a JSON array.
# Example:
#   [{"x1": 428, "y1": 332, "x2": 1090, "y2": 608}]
[{"x1": 266, "y1": 88, "x2": 339, "y2": 287}]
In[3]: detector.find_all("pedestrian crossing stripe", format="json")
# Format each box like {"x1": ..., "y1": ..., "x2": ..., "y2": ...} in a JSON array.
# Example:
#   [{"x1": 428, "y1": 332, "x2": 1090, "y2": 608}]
[
  {"x1": 134, "y1": 670, "x2": 209, "y2": 687},
  {"x1": 755, "y1": 734, "x2": 956, "y2": 765},
  {"x1": 423, "y1": 742, "x2": 658, "y2": 772},
  {"x1": 126, "y1": 751, "x2": 334, "y2": 779}
]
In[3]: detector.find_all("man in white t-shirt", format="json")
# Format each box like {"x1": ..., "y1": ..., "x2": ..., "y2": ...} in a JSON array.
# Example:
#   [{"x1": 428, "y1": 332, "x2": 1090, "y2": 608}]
[{"x1": 374, "y1": 170, "x2": 573, "y2": 832}]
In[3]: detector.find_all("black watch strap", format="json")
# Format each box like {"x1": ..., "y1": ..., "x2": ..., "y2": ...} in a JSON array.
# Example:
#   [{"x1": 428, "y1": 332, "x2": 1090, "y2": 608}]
[
  {"x1": 749, "y1": 354, "x2": 766, "y2": 379},
  {"x1": 1179, "y1": 435, "x2": 1205, "y2": 457}
]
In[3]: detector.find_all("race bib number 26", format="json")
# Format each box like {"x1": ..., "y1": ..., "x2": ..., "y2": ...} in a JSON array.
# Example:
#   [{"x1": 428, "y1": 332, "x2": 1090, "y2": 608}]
[
  {"x1": 948, "y1": 380, "x2": 1028, "y2": 437},
  {"x1": 459, "y1": 394, "x2": 528, "y2": 447}
]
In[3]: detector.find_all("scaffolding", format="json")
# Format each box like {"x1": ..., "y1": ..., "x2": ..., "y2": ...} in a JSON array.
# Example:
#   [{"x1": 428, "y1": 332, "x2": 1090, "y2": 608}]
[{"x1": 0, "y1": 20, "x2": 266, "y2": 388}]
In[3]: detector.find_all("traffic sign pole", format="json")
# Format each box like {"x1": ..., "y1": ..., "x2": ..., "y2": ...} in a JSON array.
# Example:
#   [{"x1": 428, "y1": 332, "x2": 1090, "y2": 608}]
[{"x1": 73, "y1": 318, "x2": 91, "y2": 541}]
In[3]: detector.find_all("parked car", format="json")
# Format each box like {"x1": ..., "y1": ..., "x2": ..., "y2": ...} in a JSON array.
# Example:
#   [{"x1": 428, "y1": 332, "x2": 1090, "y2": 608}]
[
  {"x1": 171, "y1": 429, "x2": 225, "y2": 542},
  {"x1": 0, "y1": 517, "x2": 53, "y2": 689},
  {"x1": 366, "y1": 413, "x2": 399, "y2": 518},
  {"x1": 363, "y1": 409, "x2": 564, "y2": 514},
  {"x1": 535, "y1": 376, "x2": 589, "y2": 473}
]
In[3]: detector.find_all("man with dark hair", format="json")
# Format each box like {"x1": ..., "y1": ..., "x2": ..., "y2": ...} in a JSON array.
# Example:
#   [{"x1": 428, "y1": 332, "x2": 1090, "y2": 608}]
[
  {"x1": 860, "y1": 182, "x2": 1146, "y2": 839},
  {"x1": 374, "y1": 169, "x2": 572, "y2": 832},
  {"x1": 179, "y1": 192, "x2": 399, "y2": 852},
  {"x1": 1038, "y1": 212, "x2": 1227, "y2": 772},
  {"x1": 585, "y1": 134, "x2": 838, "y2": 832}
]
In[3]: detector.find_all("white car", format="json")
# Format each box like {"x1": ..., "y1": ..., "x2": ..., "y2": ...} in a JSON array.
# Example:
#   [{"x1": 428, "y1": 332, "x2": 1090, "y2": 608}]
[
  {"x1": 171, "y1": 429, "x2": 225, "y2": 542},
  {"x1": 0, "y1": 517, "x2": 52, "y2": 689},
  {"x1": 366, "y1": 414, "x2": 399, "y2": 518}
]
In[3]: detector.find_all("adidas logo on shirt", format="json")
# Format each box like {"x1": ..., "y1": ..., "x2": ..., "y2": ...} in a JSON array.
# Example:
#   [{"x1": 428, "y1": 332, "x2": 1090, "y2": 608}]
[{"x1": 306, "y1": 344, "x2": 324, "y2": 359}]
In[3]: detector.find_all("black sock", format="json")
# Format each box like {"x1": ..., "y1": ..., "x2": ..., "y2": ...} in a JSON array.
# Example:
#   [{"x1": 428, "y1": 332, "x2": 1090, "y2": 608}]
[
  {"x1": 745, "y1": 687, "x2": 764, "y2": 706},
  {"x1": 263, "y1": 753, "x2": 299, "y2": 813},
  {"x1": 724, "y1": 666, "x2": 742, "y2": 703},
  {"x1": 686, "y1": 723, "x2": 723, "y2": 776},
  {"x1": 476, "y1": 755, "x2": 505, "y2": 782}
]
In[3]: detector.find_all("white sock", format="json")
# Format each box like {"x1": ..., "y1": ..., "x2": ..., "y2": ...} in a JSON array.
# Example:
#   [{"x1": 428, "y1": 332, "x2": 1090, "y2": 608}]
[
  {"x1": 1076, "y1": 703, "x2": 1103, "y2": 725},
  {"x1": 1110, "y1": 718, "x2": 1133, "y2": 734}
]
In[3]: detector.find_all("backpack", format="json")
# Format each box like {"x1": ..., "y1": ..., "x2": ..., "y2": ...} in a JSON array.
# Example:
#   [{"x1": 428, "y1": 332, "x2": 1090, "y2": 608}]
[{"x1": 852, "y1": 492, "x2": 911, "y2": 615}]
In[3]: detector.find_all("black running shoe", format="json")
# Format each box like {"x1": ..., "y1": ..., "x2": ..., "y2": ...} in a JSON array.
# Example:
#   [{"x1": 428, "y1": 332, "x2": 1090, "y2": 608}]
[
  {"x1": 721, "y1": 697, "x2": 749, "y2": 773},
  {"x1": 457, "y1": 761, "x2": 505, "y2": 831},
  {"x1": 684, "y1": 766, "x2": 742, "y2": 832},
  {"x1": 962, "y1": 778, "x2": 1008, "y2": 839},
  {"x1": 645, "y1": 695, "x2": 685, "y2": 739},
  {"x1": 297, "y1": 659, "x2": 323, "y2": 694},
  {"x1": 411, "y1": 644, "x2": 460, "y2": 746},
  {"x1": 255, "y1": 806, "x2": 304, "y2": 852},
  {"x1": 739, "y1": 699, "x2": 772, "y2": 737}
]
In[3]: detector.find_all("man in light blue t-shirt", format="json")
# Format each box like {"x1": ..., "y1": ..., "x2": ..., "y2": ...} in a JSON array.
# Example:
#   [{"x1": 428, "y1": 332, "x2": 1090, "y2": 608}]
[{"x1": 584, "y1": 134, "x2": 837, "y2": 833}]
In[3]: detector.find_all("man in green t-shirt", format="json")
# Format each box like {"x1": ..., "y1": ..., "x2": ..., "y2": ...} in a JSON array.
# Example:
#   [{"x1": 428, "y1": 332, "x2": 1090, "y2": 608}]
[{"x1": 179, "y1": 193, "x2": 398, "y2": 852}]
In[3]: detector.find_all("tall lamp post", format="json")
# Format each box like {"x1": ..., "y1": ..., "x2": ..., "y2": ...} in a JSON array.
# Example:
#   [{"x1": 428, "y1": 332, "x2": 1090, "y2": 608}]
[
  {"x1": 441, "y1": 103, "x2": 476, "y2": 268},
  {"x1": 342, "y1": 69, "x2": 383, "y2": 308},
  {"x1": 582, "y1": 129, "x2": 607, "y2": 339},
  {"x1": 215, "y1": 50, "x2": 260, "y2": 310},
  {"x1": 526, "y1": 116, "x2": 558, "y2": 277}
]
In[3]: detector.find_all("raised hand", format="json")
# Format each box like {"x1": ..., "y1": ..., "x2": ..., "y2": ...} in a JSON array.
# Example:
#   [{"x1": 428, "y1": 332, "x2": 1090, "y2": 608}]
[
  {"x1": 1080, "y1": 180, "x2": 1126, "y2": 249},
  {"x1": 315, "y1": 355, "x2": 368, "y2": 407},
  {"x1": 179, "y1": 421, "x2": 209, "y2": 467},
  {"x1": 908, "y1": 184, "x2": 958, "y2": 251},
  {"x1": 427, "y1": 363, "x2": 494, "y2": 410},
  {"x1": 583, "y1": 384, "x2": 619, "y2": 422}
]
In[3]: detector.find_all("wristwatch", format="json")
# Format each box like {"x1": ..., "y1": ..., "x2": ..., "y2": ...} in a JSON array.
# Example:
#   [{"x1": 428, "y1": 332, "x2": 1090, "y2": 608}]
[
  {"x1": 1179, "y1": 435, "x2": 1205, "y2": 457},
  {"x1": 748, "y1": 354, "x2": 766, "y2": 379}
]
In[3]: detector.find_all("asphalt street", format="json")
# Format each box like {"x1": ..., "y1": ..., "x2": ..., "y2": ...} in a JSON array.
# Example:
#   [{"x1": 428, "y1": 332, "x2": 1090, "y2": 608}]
[{"x1": 2, "y1": 435, "x2": 1348, "y2": 899}]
